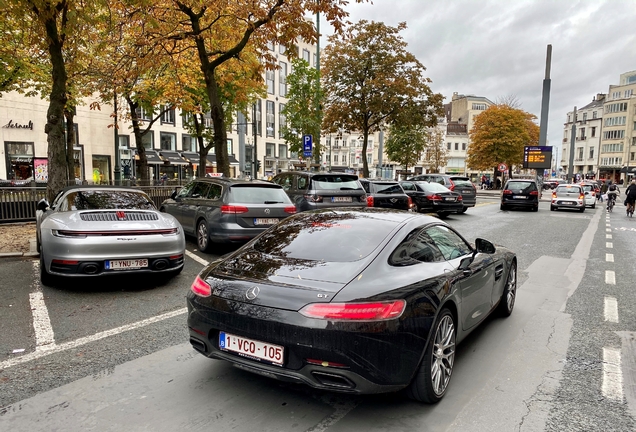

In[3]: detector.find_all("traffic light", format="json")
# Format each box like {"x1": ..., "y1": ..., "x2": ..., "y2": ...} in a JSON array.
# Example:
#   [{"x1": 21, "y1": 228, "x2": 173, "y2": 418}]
[{"x1": 255, "y1": 160, "x2": 261, "y2": 172}]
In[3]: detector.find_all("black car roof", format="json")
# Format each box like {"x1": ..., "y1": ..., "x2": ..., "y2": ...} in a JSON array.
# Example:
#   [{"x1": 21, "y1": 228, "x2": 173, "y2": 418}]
[{"x1": 278, "y1": 172, "x2": 359, "y2": 179}]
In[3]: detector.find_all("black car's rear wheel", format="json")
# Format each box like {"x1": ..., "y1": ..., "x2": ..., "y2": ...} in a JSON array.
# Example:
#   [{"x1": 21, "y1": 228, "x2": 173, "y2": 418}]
[
  {"x1": 407, "y1": 308, "x2": 456, "y2": 403},
  {"x1": 500, "y1": 204, "x2": 507, "y2": 211},
  {"x1": 498, "y1": 261, "x2": 517, "y2": 317},
  {"x1": 197, "y1": 220, "x2": 213, "y2": 253},
  {"x1": 436, "y1": 212, "x2": 448, "y2": 219},
  {"x1": 458, "y1": 207, "x2": 467, "y2": 214}
]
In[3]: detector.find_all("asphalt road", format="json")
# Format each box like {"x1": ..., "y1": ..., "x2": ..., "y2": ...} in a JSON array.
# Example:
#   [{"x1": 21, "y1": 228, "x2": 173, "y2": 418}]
[{"x1": 1, "y1": 196, "x2": 635, "y2": 431}]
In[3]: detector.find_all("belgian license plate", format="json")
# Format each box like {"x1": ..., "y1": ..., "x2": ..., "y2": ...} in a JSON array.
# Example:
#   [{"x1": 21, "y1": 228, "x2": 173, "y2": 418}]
[
  {"x1": 513, "y1": 195, "x2": 525, "y2": 199},
  {"x1": 331, "y1": 196, "x2": 352, "y2": 203},
  {"x1": 254, "y1": 218, "x2": 278, "y2": 225},
  {"x1": 219, "y1": 332, "x2": 284, "y2": 366},
  {"x1": 563, "y1": 202, "x2": 574, "y2": 205},
  {"x1": 105, "y1": 259, "x2": 148, "y2": 270},
  {"x1": 445, "y1": 197, "x2": 455, "y2": 201}
]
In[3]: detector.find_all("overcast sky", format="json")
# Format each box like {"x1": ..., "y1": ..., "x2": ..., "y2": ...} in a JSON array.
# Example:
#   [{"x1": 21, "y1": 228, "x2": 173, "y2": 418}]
[{"x1": 322, "y1": 0, "x2": 636, "y2": 160}]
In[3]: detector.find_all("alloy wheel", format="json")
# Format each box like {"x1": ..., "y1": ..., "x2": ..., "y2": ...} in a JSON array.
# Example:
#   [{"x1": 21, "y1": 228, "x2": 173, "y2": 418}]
[
  {"x1": 506, "y1": 265, "x2": 517, "y2": 312},
  {"x1": 431, "y1": 315, "x2": 455, "y2": 396},
  {"x1": 197, "y1": 222, "x2": 208, "y2": 251}
]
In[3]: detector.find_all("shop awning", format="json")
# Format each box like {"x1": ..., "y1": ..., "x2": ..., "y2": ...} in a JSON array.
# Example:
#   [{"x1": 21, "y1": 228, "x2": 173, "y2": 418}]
[
  {"x1": 180, "y1": 152, "x2": 200, "y2": 164},
  {"x1": 206, "y1": 154, "x2": 240, "y2": 165},
  {"x1": 619, "y1": 166, "x2": 636, "y2": 174},
  {"x1": 135, "y1": 149, "x2": 164, "y2": 164},
  {"x1": 159, "y1": 151, "x2": 189, "y2": 165}
]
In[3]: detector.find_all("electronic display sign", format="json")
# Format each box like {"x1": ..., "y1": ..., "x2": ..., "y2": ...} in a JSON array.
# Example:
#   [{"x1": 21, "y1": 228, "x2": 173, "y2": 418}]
[{"x1": 523, "y1": 146, "x2": 552, "y2": 169}]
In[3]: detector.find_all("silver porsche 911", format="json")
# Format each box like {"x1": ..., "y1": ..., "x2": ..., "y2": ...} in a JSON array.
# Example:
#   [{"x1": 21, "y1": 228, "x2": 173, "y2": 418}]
[{"x1": 36, "y1": 186, "x2": 185, "y2": 286}]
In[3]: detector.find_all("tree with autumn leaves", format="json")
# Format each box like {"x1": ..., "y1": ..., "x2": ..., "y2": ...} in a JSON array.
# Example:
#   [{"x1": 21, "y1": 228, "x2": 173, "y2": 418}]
[
  {"x1": 322, "y1": 20, "x2": 444, "y2": 178},
  {"x1": 466, "y1": 104, "x2": 540, "y2": 180}
]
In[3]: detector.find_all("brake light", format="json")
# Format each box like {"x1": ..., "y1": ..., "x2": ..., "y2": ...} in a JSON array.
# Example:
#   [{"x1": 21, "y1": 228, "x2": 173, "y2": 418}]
[
  {"x1": 407, "y1": 196, "x2": 413, "y2": 208},
  {"x1": 458, "y1": 195, "x2": 463, "y2": 201},
  {"x1": 52, "y1": 259, "x2": 79, "y2": 265},
  {"x1": 303, "y1": 194, "x2": 323, "y2": 203},
  {"x1": 299, "y1": 300, "x2": 406, "y2": 321},
  {"x1": 449, "y1": 179, "x2": 455, "y2": 191},
  {"x1": 428, "y1": 194, "x2": 442, "y2": 201},
  {"x1": 221, "y1": 205, "x2": 249, "y2": 214},
  {"x1": 503, "y1": 189, "x2": 512, "y2": 195},
  {"x1": 191, "y1": 275, "x2": 211, "y2": 297},
  {"x1": 529, "y1": 191, "x2": 538, "y2": 196},
  {"x1": 579, "y1": 194, "x2": 585, "y2": 200},
  {"x1": 306, "y1": 358, "x2": 349, "y2": 368},
  {"x1": 367, "y1": 195, "x2": 374, "y2": 207},
  {"x1": 552, "y1": 192, "x2": 557, "y2": 199},
  {"x1": 284, "y1": 206, "x2": 296, "y2": 214}
]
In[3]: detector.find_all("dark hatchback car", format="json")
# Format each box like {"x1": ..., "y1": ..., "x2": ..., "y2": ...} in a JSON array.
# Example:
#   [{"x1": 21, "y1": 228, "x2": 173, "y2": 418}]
[
  {"x1": 160, "y1": 178, "x2": 295, "y2": 252},
  {"x1": 400, "y1": 181, "x2": 463, "y2": 217},
  {"x1": 187, "y1": 209, "x2": 517, "y2": 403},
  {"x1": 407, "y1": 174, "x2": 476, "y2": 213},
  {"x1": 271, "y1": 172, "x2": 367, "y2": 212},
  {"x1": 359, "y1": 179, "x2": 412, "y2": 211},
  {"x1": 500, "y1": 179, "x2": 539, "y2": 211}
]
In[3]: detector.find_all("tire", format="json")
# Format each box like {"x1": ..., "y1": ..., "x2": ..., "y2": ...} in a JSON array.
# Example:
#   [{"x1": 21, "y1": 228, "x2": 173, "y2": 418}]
[
  {"x1": 550, "y1": 205, "x2": 556, "y2": 211},
  {"x1": 497, "y1": 261, "x2": 517, "y2": 317},
  {"x1": 532, "y1": 205, "x2": 539, "y2": 212},
  {"x1": 500, "y1": 204, "x2": 506, "y2": 211},
  {"x1": 414, "y1": 204, "x2": 421, "y2": 213},
  {"x1": 196, "y1": 220, "x2": 213, "y2": 253},
  {"x1": 591, "y1": 203, "x2": 595, "y2": 209},
  {"x1": 36, "y1": 231, "x2": 41, "y2": 253},
  {"x1": 407, "y1": 308, "x2": 456, "y2": 403},
  {"x1": 458, "y1": 207, "x2": 468, "y2": 214},
  {"x1": 579, "y1": 207, "x2": 585, "y2": 213},
  {"x1": 39, "y1": 252, "x2": 56, "y2": 287},
  {"x1": 436, "y1": 212, "x2": 448, "y2": 219}
]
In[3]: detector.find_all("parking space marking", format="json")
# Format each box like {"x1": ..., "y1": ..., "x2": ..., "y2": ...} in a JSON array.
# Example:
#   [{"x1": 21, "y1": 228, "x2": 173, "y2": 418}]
[
  {"x1": 606, "y1": 254, "x2": 614, "y2": 262},
  {"x1": 606, "y1": 234, "x2": 613, "y2": 239},
  {"x1": 30, "y1": 261, "x2": 55, "y2": 350},
  {"x1": 0, "y1": 307, "x2": 187, "y2": 370},
  {"x1": 606, "y1": 242, "x2": 613, "y2": 248},
  {"x1": 604, "y1": 297, "x2": 619, "y2": 323},
  {"x1": 606, "y1": 228, "x2": 612, "y2": 232},
  {"x1": 606, "y1": 270, "x2": 616, "y2": 285},
  {"x1": 186, "y1": 250, "x2": 210, "y2": 267},
  {"x1": 602, "y1": 347, "x2": 624, "y2": 401}
]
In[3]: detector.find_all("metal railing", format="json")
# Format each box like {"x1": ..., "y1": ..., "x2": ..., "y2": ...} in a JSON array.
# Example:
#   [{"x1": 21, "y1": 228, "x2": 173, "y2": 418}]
[{"x1": 0, "y1": 185, "x2": 179, "y2": 223}]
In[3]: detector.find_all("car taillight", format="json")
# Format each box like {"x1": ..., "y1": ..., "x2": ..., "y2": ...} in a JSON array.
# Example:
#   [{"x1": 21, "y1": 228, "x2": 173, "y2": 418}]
[
  {"x1": 407, "y1": 196, "x2": 413, "y2": 208},
  {"x1": 457, "y1": 195, "x2": 463, "y2": 201},
  {"x1": 367, "y1": 195, "x2": 374, "y2": 207},
  {"x1": 221, "y1": 205, "x2": 249, "y2": 214},
  {"x1": 303, "y1": 194, "x2": 323, "y2": 203},
  {"x1": 299, "y1": 300, "x2": 406, "y2": 321},
  {"x1": 529, "y1": 191, "x2": 538, "y2": 196},
  {"x1": 579, "y1": 194, "x2": 585, "y2": 200},
  {"x1": 503, "y1": 189, "x2": 512, "y2": 195},
  {"x1": 191, "y1": 275, "x2": 211, "y2": 297},
  {"x1": 552, "y1": 192, "x2": 557, "y2": 198},
  {"x1": 284, "y1": 206, "x2": 296, "y2": 214},
  {"x1": 428, "y1": 194, "x2": 442, "y2": 201}
]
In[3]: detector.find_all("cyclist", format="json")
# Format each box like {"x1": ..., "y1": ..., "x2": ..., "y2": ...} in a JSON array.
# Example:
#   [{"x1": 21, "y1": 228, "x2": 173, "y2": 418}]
[
  {"x1": 626, "y1": 180, "x2": 636, "y2": 217},
  {"x1": 607, "y1": 182, "x2": 620, "y2": 212}
]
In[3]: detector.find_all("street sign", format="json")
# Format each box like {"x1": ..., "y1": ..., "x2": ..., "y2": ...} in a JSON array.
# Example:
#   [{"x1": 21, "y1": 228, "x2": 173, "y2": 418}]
[
  {"x1": 303, "y1": 134, "x2": 313, "y2": 157},
  {"x1": 498, "y1": 163, "x2": 508, "y2": 172},
  {"x1": 523, "y1": 146, "x2": 552, "y2": 169}
]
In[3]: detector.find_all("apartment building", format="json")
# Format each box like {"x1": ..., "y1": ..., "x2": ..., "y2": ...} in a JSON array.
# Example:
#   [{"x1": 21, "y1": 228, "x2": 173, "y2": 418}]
[{"x1": 561, "y1": 94, "x2": 605, "y2": 181}]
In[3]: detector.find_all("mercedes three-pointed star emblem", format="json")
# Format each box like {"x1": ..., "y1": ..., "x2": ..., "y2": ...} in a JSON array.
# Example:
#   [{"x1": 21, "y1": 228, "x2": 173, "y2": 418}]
[{"x1": 245, "y1": 286, "x2": 260, "y2": 300}]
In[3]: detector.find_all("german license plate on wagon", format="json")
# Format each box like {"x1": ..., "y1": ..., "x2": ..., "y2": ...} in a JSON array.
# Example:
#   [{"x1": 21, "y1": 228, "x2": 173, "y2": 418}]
[
  {"x1": 331, "y1": 196, "x2": 352, "y2": 203},
  {"x1": 254, "y1": 218, "x2": 278, "y2": 225},
  {"x1": 219, "y1": 332, "x2": 284, "y2": 366},
  {"x1": 105, "y1": 259, "x2": 148, "y2": 270}
]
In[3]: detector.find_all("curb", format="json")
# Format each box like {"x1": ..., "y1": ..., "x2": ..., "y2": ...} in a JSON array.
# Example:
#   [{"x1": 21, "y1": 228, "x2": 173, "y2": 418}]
[{"x1": 0, "y1": 236, "x2": 38, "y2": 259}]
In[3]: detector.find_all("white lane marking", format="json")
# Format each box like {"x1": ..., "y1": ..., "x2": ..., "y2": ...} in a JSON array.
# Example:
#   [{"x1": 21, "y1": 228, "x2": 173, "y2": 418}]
[
  {"x1": 606, "y1": 242, "x2": 613, "y2": 248},
  {"x1": 605, "y1": 297, "x2": 619, "y2": 323},
  {"x1": 607, "y1": 254, "x2": 614, "y2": 262},
  {"x1": 606, "y1": 228, "x2": 612, "y2": 232},
  {"x1": 186, "y1": 249, "x2": 210, "y2": 267},
  {"x1": 606, "y1": 234, "x2": 613, "y2": 239},
  {"x1": 306, "y1": 399, "x2": 359, "y2": 432},
  {"x1": 0, "y1": 307, "x2": 187, "y2": 370},
  {"x1": 606, "y1": 270, "x2": 616, "y2": 285},
  {"x1": 606, "y1": 224, "x2": 611, "y2": 227},
  {"x1": 602, "y1": 347, "x2": 623, "y2": 401},
  {"x1": 30, "y1": 261, "x2": 55, "y2": 350}
]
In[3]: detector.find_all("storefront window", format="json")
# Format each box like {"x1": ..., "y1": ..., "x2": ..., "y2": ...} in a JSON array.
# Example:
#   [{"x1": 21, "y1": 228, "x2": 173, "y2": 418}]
[
  {"x1": 92, "y1": 155, "x2": 111, "y2": 184},
  {"x1": 5, "y1": 142, "x2": 34, "y2": 180}
]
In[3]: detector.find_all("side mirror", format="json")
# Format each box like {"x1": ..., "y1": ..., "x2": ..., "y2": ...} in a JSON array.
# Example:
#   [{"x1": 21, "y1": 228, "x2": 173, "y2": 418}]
[
  {"x1": 458, "y1": 256, "x2": 474, "y2": 270},
  {"x1": 475, "y1": 238, "x2": 496, "y2": 254},
  {"x1": 170, "y1": 191, "x2": 177, "y2": 199},
  {"x1": 37, "y1": 199, "x2": 49, "y2": 212}
]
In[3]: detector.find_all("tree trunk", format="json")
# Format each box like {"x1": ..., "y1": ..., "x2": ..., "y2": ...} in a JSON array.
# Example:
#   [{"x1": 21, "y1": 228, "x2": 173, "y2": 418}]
[
  {"x1": 127, "y1": 98, "x2": 149, "y2": 184},
  {"x1": 64, "y1": 106, "x2": 76, "y2": 183},
  {"x1": 361, "y1": 129, "x2": 370, "y2": 178},
  {"x1": 204, "y1": 70, "x2": 230, "y2": 177},
  {"x1": 43, "y1": 16, "x2": 68, "y2": 202}
]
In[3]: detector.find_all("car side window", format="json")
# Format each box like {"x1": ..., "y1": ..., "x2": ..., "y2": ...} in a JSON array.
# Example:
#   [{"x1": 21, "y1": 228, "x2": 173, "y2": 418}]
[
  {"x1": 206, "y1": 184, "x2": 223, "y2": 200},
  {"x1": 298, "y1": 176, "x2": 308, "y2": 190},
  {"x1": 401, "y1": 182, "x2": 415, "y2": 191},
  {"x1": 434, "y1": 176, "x2": 444, "y2": 185},
  {"x1": 189, "y1": 182, "x2": 210, "y2": 198},
  {"x1": 177, "y1": 182, "x2": 195, "y2": 198},
  {"x1": 425, "y1": 225, "x2": 472, "y2": 261},
  {"x1": 408, "y1": 231, "x2": 445, "y2": 263}
]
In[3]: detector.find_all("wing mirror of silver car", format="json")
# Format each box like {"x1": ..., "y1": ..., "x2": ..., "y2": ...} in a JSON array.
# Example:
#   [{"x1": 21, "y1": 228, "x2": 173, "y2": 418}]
[
  {"x1": 475, "y1": 238, "x2": 496, "y2": 254},
  {"x1": 37, "y1": 199, "x2": 49, "y2": 212}
]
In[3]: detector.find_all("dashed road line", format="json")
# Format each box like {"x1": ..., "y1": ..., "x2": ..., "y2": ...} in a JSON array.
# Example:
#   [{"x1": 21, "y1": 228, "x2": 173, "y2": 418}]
[
  {"x1": 602, "y1": 347, "x2": 623, "y2": 401},
  {"x1": 606, "y1": 234, "x2": 613, "y2": 239},
  {"x1": 606, "y1": 254, "x2": 614, "y2": 262},
  {"x1": 606, "y1": 242, "x2": 613, "y2": 248},
  {"x1": 604, "y1": 297, "x2": 619, "y2": 323},
  {"x1": 605, "y1": 270, "x2": 616, "y2": 285},
  {"x1": 606, "y1": 228, "x2": 612, "y2": 232},
  {"x1": 186, "y1": 249, "x2": 210, "y2": 266}
]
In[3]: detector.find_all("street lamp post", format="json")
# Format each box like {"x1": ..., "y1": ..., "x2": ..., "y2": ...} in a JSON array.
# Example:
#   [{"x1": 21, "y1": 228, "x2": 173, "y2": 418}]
[{"x1": 113, "y1": 91, "x2": 121, "y2": 185}]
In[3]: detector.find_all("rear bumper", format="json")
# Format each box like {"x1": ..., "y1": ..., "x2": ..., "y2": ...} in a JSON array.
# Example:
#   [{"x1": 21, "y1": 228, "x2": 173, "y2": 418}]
[
  {"x1": 551, "y1": 199, "x2": 584, "y2": 210},
  {"x1": 501, "y1": 197, "x2": 539, "y2": 207}
]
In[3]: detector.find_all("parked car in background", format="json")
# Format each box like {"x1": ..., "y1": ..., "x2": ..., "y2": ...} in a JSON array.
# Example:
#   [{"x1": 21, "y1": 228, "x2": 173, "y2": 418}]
[
  {"x1": 500, "y1": 179, "x2": 540, "y2": 212},
  {"x1": 400, "y1": 181, "x2": 463, "y2": 217},
  {"x1": 550, "y1": 184, "x2": 585, "y2": 212},
  {"x1": 36, "y1": 186, "x2": 185, "y2": 286},
  {"x1": 271, "y1": 172, "x2": 367, "y2": 212},
  {"x1": 359, "y1": 179, "x2": 412, "y2": 211},
  {"x1": 543, "y1": 179, "x2": 566, "y2": 190},
  {"x1": 187, "y1": 208, "x2": 517, "y2": 403},
  {"x1": 161, "y1": 178, "x2": 296, "y2": 252},
  {"x1": 579, "y1": 182, "x2": 599, "y2": 208},
  {"x1": 407, "y1": 174, "x2": 476, "y2": 213}
]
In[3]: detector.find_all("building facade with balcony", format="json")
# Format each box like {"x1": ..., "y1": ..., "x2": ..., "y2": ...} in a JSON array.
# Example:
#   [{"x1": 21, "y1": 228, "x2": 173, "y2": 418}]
[{"x1": 561, "y1": 94, "x2": 605, "y2": 181}]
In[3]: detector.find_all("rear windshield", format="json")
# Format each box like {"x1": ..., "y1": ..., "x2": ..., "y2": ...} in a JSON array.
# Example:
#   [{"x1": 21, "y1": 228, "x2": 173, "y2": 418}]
[
  {"x1": 229, "y1": 186, "x2": 290, "y2": 204},
  {"x1": 450, "y1": 177, "x2": 473, "y2": 187},
  {"x1": 555, "y1": 185, "x2": 581, "y2": 195},
  {"x1": 506, "y1": 181, "x2": 537, "y2": 192},
  {"x1": 417, "y1": 182, "x2": 450, "y2": 192},
  {"x1": 310, "y1": 175, "x2": 361, "y2": 191},
  {"x1": 253, "y1": 214, "x2": 397, "y2": 262},
  {"x1": 64, "y1": 190, "x2": 155, "y2": 211},
  {"x1": 581, "y1": 185, "x2": 594, "y2": 192},
  {"x1": 371, "y1": 183, "x2": 403, "y2": 194}
]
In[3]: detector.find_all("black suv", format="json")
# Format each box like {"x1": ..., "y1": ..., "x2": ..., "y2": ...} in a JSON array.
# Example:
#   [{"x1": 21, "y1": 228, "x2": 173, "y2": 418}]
[
  {"x1": 359, "y1": 179, "x2": 412, "y2": 210},
  {"x1": 271, "y1": 172, "x2": 367, "y2": 212},
  {"x1": 500, "y1": 179, "x2": 539, "y2": 211},
  {"x1": 407, "y1": 174, "x2": 476, "y2": 213}
]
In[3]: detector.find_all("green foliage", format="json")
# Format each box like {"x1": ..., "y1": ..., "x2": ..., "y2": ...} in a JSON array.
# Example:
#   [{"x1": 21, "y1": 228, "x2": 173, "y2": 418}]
[
  {"x1": 384, "y1": 125, "x2": 427, "y2": 172},
  {"x1": 421, "y1": 128, "x2": 449, "y2": 173},
  {"x1": 280, "y1": 58, "x2": 323, "y2": 156}
]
